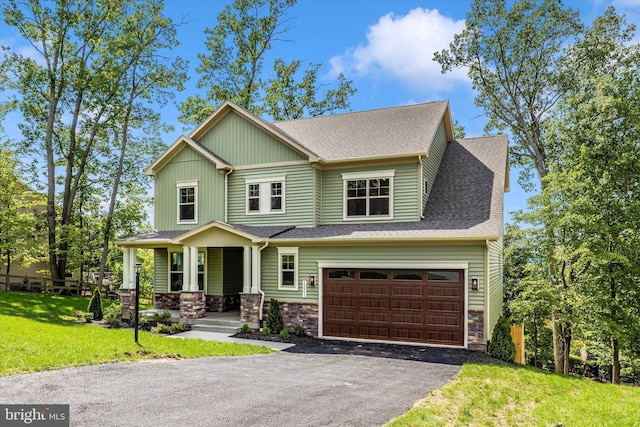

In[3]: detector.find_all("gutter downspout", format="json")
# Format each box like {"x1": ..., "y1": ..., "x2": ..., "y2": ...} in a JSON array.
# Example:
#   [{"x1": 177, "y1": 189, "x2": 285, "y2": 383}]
[
  {"x1": 258, "y1": 240, "x2": 269, "y2": 327},
  {"x1": 485, "y1": 239, "x2": 491, "y2": 345},
  {"x1": 419, "y1": 155, "x2": 425, "y2": 219},
  {"x1": 223, "y1": 169, "x2": 233, "y2": 223}
]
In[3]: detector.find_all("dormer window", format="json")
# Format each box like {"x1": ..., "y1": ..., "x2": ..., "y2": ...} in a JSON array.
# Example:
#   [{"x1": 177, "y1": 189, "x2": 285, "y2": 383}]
[
  {"x1": 342, "y1": 170, "x2": 395, "y2": 220},
  {"x1": 245, "y1": 176, "x2": 286, "y2": 215},
  {"x1": 177, "y1": 181, "x2": 198, "y2": 224}
]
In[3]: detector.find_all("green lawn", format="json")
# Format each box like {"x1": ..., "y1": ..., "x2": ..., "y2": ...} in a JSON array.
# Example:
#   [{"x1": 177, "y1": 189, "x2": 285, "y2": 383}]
[
  {"x1": 386, "y1": 363, "x2": 640, "y2": 427},
  {"x1": 0, "y1": 292, "x2": 273, "y2": 376}
]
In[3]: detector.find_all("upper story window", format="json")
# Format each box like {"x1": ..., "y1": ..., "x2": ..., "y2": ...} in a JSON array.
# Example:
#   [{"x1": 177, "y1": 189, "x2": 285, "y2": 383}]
[
  {"x1": 342, "y1": 170, "x2": 395, "y2": 220},
  {"x1": 245, "y1": 176, "x2": 286, "y2": 215},
  {"x1": 177, "y1": 181, "x2": 198, "y2": 224}
]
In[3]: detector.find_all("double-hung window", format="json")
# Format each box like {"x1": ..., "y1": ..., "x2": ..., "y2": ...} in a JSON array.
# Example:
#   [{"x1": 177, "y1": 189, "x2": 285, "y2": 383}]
[
  {"x1": 342, "y1": 170, "x2": 394, "y2": 220},
  {"x1": 177, "y1": 181, "x2": 198, "y2": 224},
  {"x1": 245, "y1": 176, "x2": 286, "y2": 215},
  {"x1": 277, "y1": 247, "x2": 298, "y2": 290}
]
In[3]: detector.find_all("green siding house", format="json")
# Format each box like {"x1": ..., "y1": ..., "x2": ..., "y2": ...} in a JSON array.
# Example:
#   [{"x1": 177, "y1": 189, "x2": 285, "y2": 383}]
[{"x1": 118, "y1": 100, "x2": 509, "y2": 351}]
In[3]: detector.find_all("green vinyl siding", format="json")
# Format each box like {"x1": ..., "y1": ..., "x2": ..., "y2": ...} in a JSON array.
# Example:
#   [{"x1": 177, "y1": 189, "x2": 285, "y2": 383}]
[
  {"x1": 227, "y1": 164, "x2": 316, "y2": 226},
  {"x1": 197, "y1": 112, "x2": 307, "y2": 166},
  {"x1": 320, "y1": 162, "x2": 420, "y2": 224},
  {"x1": 487, "y1": 234, "x2": 504, "y2": 337},
  {"x1": 154, "y1": 146, "x2": 223, "y2": 231},
  {"x1": 260, "y1": 244, "x2": 486, "y2": 306},
  {"x1": 423, "y1": 121, "x2": 449, "y2": 210},
  {"x1": 154, "y1": 248, "x2": 169, "y2": 293},
  {"x1": 207, "y1": 248, "x2": 223, "y2": 294}
]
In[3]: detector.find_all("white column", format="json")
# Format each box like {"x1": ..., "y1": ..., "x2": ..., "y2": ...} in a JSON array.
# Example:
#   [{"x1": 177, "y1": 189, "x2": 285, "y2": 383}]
[
  {"x1": 130, "y1": 248, "x2": 137, "y2": 288},
  {"x1": 243, "y1": 245, "x2": 251, "y2": 293},
  {"x1": 182, "y1": 246, "x2": 190, "y2": 291},
  {"x1": 190, "y1": 246, "x2": 199, "y2": 291},
  {"x1": 122, "y1": 248, "x2": 131, "y2": 289},
  {"x1": 251, "y1": 245, "x2": 259, "y2": 293}
]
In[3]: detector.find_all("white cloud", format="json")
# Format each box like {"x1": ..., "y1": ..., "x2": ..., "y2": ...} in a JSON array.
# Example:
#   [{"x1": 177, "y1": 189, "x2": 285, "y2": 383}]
[{"x1": 330, "y1": 8, "x2": 469, "y2": 92}]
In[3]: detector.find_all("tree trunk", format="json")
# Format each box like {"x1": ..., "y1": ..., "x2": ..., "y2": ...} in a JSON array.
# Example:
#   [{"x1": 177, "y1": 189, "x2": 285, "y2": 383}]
[
  {"x1": 552, "y1": 312, "x2": 565, "y2": 373},
  {"x1": 612, "y1": 337, "x2": 620, "y2": 384}
]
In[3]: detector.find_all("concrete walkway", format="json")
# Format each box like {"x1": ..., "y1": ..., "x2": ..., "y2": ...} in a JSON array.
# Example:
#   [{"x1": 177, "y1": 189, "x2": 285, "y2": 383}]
[{"x1": 169, "y1": 330, "x2": 295, "y2": 351}]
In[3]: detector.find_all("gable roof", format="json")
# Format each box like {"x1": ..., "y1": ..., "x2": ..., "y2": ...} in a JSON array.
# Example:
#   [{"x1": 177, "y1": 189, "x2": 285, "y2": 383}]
[
  {"x1": 144, "y1": 135, "x2": 232, "y2": 177},
  {"x1": 272, "y1": 101, "x2": 455, "y2": 163}
]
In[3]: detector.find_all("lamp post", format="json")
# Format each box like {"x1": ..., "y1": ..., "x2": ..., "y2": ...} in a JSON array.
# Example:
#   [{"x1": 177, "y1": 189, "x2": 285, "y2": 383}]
[{"x1": 134, "y1": 263, "x2": 142, "y2": 344}]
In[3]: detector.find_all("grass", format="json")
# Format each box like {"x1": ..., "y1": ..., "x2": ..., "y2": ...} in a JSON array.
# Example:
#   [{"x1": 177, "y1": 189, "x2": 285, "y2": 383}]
[
  {"x1": 386, "y1": 363, "x2": 640, "y2": 427},
  {"x1": 0, "y1": 292, "x2": 273, "y2": 376}
]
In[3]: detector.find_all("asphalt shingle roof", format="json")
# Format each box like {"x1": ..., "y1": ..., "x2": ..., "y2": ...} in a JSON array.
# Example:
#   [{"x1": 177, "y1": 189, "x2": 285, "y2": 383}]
[{"x1": 272, "y1": 101, "x2": 449, "y2": 161}]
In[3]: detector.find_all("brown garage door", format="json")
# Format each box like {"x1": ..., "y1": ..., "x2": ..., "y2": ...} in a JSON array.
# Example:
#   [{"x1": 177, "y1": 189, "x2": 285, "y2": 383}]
[{"x1": 322, "y1": 268, "x2": 465, "y2": 346}]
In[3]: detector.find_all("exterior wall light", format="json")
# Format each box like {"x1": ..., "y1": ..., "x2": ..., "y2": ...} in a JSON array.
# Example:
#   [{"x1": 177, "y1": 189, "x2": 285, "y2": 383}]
[
  {"x1": 471, "y1": 276, "x2": 479, "y2": 291},
  {"x1": 309, "y1": 273, "x2": 317, "y2": 287}
]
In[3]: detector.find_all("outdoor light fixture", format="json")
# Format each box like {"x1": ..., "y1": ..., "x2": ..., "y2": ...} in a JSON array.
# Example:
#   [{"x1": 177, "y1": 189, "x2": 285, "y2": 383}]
[
  {"x1": 134, "y1": 263, "x2": 142, "y2": 343},
  {"x1": 309, "y1": 273, "x2": 317, "y2": 287},
  {"x1": 471, "y1": 276, "x2": 479, "y2": 291}
]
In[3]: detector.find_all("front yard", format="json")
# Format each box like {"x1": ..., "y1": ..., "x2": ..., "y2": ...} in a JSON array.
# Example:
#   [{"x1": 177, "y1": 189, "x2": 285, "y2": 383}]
[{"x1": 0, "y1": 292, "x2": 272, "y2": 376}]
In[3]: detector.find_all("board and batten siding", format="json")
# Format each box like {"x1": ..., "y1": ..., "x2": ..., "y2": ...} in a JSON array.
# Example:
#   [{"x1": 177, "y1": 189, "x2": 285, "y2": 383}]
[
  {"x1": 260, "y1": 244, "x2": 486, "y2": 306},
  {"x1": 196, "y1": 112, "x2": 307, "y2": 166},
  {"x1": 227, "y1": 164, "x2": 316, "y2": 227},
  {"x1": 154, "y1": 146, "x2": 224, "y2": 231},
  {"x1": 422, "y1": 121, "x2": 449, "y2": 211},
  {"x1": 487, "y1": 234, "x2": 504, "y2": 337},
  {"x1": 154, "y1": 249, "x2": 169, "y2": 293},
  {"x1": 320, "y1": 162, "x2": 421, "y2": 224}
]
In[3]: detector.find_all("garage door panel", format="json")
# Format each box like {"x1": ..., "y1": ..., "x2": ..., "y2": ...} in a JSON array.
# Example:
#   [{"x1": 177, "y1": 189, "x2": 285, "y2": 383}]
[
  {"x1": 391, "y1": 285, "x2": 424, "y2": 297},
  {"x1": 323, "y1": 268, "x2": 465, "y2": 346}
]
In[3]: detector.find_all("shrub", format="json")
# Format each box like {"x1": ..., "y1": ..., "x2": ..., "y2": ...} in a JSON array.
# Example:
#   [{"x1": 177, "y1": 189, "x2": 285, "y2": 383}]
[
  {"x1": 261, "y1": 326, "x2": 271, "y2": 336},
  {"x1": 266, "y1": 298, "x2": 284, "y2": 334},
  {"x1": 103, "y1": 302, "x2": 123, "y2": 328},
  {"x1": 280, "y1": 329, "x2": 290, "y2": 339},
  {"x1": 87, "y1": 287, "x2": 103, "y2": 320},
  {"x1": 74, "y1": 310, "x2": 93, "y2": 322},
  {"x1": 151, "y1": 323, "x2": 188, "y2": 335},
  {"x1": 241, "y1": 323, "x2": 251, "y2": 333},
  {"x1": 488, "y1": 316, "x2": 516, "y2": 362},
  {"x1": 294, "y1": 325, "x2": 306, "y2": 337}
]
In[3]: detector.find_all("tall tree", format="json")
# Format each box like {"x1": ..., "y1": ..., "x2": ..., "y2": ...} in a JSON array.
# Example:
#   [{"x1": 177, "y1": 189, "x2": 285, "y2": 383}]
[
  {"x1": 1, "y1": 0, "x2": 185, "y2": 286},
  {"x1": 541, "y1": 8, "x2": 640, "y2": 384},
  {"x1": 179, "y1": 0, "x2": 355, "y2": 125},
  {"x1": 434, "y1": 0, "x2": 583, "y2": 374}
]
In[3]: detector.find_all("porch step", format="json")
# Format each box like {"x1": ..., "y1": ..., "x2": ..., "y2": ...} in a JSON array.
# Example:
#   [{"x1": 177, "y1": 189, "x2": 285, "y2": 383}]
[{"x1": 191, "y1": 323, "x2": 242, "y2": 334}]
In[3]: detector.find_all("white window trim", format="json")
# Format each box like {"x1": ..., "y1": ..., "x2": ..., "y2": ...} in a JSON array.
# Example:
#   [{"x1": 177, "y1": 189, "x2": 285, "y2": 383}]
[
  {"x1": 168, "y1": 250, "x2": 207, "y2": 293},
  {"x1": 245, "y1": 176, "x2": 286, "y2": 215},
  {"x1": 176, "y1": 181, "x2": 198, "y2": 224},
  {"x1": 277, "y1": 247, "x2": 299, "y2": 290},
  {"x1": 342, "y1": 170, "x2": 395, "y2": 221}
]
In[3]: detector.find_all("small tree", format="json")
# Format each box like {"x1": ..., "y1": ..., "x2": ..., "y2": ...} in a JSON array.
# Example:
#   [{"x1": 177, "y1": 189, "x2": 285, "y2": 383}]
[
  {"x1": 488, "y1": 316, "x2": 516, "y2": 362},
  {"x1": 87, "y1": 287, "x2": 104, "y2": 320},
  {"x1": 266, "y1": 298, "x2": 284, "y2": 334}
]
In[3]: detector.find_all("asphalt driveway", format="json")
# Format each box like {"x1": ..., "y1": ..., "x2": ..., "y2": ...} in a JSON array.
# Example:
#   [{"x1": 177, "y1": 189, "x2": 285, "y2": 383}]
[{"x1": 0, "y1": 352, "x2": 461, "y2": 426}]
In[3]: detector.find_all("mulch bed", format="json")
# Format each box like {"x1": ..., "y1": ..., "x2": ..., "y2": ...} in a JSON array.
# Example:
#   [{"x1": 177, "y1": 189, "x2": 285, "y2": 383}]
[{"x1": 232, "y1": 331, "x2": 501, "y2": 366}]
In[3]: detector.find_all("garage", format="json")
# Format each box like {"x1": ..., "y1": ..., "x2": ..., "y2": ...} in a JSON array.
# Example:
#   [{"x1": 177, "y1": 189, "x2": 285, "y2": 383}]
[{"x1": 322, "y1": 268, "x2": 465, "y2": 346}]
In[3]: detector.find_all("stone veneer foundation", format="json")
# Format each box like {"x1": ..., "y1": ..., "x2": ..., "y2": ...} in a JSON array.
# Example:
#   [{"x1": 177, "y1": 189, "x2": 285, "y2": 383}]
[
  {"x1": 179, "y1": 291, "x2": 206, "y2": 319},
  {"x1": 468, "y1": 309, "x2": 486, "y2": 351},
  {"x1": 205, "y1": 294, "x2": 240, "y2": 312},
  {"x1": 240, "y1": 294, "x2": 319, "y2": 336}
]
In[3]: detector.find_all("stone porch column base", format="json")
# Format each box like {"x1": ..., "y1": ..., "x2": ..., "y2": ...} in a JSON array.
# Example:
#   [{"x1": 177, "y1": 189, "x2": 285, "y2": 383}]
[
  {"x1": 119, "y1": 289, "x2": 136, "y2": 320},
  {"x1": 240, "y1": 293, "x2": 261, "y2": 323},
  {"x1": 180, "y1": 291, "x2": 206, "y2": 319}
]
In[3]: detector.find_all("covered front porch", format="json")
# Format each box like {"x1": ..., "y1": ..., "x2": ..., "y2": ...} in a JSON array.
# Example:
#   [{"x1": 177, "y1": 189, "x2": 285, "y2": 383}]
[{"x1": 118, "y1": 222, "x2": 278, "y2": 322}]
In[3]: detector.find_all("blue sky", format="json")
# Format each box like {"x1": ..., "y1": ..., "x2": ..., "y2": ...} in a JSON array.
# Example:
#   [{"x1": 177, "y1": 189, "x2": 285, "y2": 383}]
[{"x1": 3, "y1": 0, "x2": 639, "y2": 222}]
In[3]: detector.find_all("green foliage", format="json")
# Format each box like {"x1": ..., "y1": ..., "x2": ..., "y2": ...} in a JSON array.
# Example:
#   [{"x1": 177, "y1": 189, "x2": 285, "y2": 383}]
[
  {"x1": 488, "y1": 316, "x2": 516, "y2": 362},
  {"x1": 179, "y1": 0, "x2": 354, "y2": 125},
  {"x1": 294, "y1": 325, "x2": 306, "y2": 337},
  {"x1": 150, "y1": 323, "x2": 189, "y2": 335},
  {"x1": 73, "y1": 311, "x2": 94, "y2": 323},
  {"x1": 103, "y1": 301, "x2": 123, "y2": 328},
  {"x1": 261, "y1": 326, "x2": 271, "y2": 336},
  {"x1": 241, "y1": 323, "x2": 251, "y2": 333},
  {"x1": 266, "y1": 298, "x2": 284, "y2": 334},
  {"x1": 139, "y1": 311, "x2": 173, "y2": 330},
  {"x1": 279, "y1": 329, "x2": 290, "y2": 339},
  {"x1": 87, "y1": 287, "x2": 103, "y2": 320}
]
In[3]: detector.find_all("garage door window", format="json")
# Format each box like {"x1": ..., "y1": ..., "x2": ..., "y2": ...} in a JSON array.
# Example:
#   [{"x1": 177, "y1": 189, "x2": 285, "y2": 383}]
[
  {"x1": 360, "y1": 270, "x2": 388, "y2": 280},
  {"x1": 328, "y1": 270, "x2": 355, "y2": 279},
  {"x1": 427, "y1": 271, "x2": 460, "y2": 281},
  {"x1": 392, "y1": 271, "x2": 423, "y2": 280}
]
